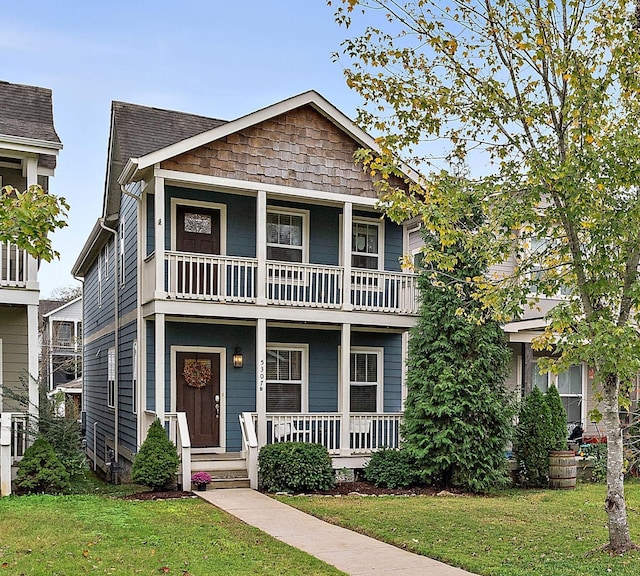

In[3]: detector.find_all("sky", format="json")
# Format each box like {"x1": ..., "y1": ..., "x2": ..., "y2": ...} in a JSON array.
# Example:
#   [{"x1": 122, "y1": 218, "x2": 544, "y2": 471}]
[{"x1": 2, "y1": 0, "x2": 372, "y2": 297}]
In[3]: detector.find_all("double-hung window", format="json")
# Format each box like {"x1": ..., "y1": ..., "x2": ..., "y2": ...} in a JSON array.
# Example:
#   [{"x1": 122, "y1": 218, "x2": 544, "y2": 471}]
[
  {"x1": 352, "y1": 220, "x2": 382, "y2": 270},
  {"x1": 350, "y1": 349, "x2": 382, "y2": 412},
  {"x1": 266, "y1": 210, "x2": 306, "y2": 262},
  {"x1": 107, "y1": 347, "x2": 116, "y2": 409},
  {"x1": 266, "y1": 346, "x2": 306, "y2": 412},
  {"x1": 532, "y1": 361, "x2": 584, "y2": 424}
]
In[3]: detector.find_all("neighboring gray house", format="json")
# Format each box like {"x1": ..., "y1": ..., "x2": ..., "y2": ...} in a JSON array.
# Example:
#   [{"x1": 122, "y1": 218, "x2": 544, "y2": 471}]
[
  {"x1": 72, "y1": 91, "x2": 419, "y2": 489},
  {"x1": 0, "y1": 80, "x2": 62, "y2": 496}
]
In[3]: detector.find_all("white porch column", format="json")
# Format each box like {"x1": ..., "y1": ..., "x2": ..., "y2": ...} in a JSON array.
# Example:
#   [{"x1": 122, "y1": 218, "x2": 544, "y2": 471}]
[
  {"x1": 1, "y1": 413, "x2": 11, "y2": 496},
  {"x1": 342, "y1": 202, "x2": 353, "y2": 311},
  {"x1": 154, "y1": 176, "x2": 166, "y2": 299},
  {"x1": 155, "y1": 313, "x2": 165, "y2": 421},
  {"x1": 256, "y1": 190, "x2": 267, "y2": 305},
  {"x1": 340, "y1": 323, "x2": 351, "y2": 455},
  {"x1": 25, "y1": 157, "x2": 39, "y2": 288},
  {"x1": 27, "y1": 304, "x2": 38, "y2": 420},
  {"x1": 256, "y1": 318, "x2": 267, "y2": 446}
]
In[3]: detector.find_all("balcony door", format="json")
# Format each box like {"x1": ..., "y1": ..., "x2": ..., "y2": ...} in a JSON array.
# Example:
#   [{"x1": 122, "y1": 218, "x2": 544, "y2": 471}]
[
  {"x1": 176, "y1": 351, "x2": 221, "y2": 448},
  {"x1": 176, "y1": 204, "x2": 220, "y2": 295}
]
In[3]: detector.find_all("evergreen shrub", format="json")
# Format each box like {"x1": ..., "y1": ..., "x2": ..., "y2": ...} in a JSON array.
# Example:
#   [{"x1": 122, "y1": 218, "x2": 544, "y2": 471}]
[
  {"x1": 258, "y1": 442, "x2": 334, "y2": 492},
  {"x1": 364, "y1": 449, "x2": 419, "y2": 488},
  {"x1": 515, "y1": 387, "x2": 552, "y2": 487},
  {"x1": 131, "y1": 419, "x2": 180, "y2": 490},
  {"x1": 545, "y1": 384, "x2": 568, "y2": 451},
  {"x1": 16, "y1": 437, "x2": 71, "y2": 494}
]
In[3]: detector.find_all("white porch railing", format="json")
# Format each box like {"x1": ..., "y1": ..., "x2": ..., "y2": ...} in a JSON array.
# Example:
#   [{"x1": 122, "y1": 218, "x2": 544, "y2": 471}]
[
  {"x1": 239, "y1": 412, "x2": 259, "y2": 489},
  {"x1": 143, "y1": 410, "x2": 192, "y2": 490},
  {"x1": 1, "y1": 412, "x2": 31, "y2": 497},
  {"x1": 261, "y1": 412, "x2": 403, "y2": 455},
  {"x1": 0, "y1": 242, "x2": 29, "y2": 287},
  {"x1": 161, "y1": 252, "x2": 418, "y2": 314}
]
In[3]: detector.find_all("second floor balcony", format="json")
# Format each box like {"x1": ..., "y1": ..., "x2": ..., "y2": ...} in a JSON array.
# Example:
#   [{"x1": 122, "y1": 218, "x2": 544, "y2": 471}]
[{"x1": 143, "y1": 251, "x2": 418, "y2": 315}]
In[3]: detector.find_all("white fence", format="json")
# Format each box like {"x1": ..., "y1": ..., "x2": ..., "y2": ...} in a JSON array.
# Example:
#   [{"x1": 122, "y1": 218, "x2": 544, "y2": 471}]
[{"x1": 0, "y1": 413, "x2": 31, "y2": 496}]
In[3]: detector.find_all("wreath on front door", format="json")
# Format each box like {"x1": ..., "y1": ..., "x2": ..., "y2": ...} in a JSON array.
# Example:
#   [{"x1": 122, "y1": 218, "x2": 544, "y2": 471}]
[{"x1": 183, "y1": 360, "x2": 212, "y2": 388}]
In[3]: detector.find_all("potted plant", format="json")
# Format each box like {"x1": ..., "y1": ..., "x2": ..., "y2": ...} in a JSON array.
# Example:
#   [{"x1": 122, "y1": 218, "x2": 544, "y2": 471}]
[{"x1": 191, "y1": 471, "x2": 212, "y2": 491}]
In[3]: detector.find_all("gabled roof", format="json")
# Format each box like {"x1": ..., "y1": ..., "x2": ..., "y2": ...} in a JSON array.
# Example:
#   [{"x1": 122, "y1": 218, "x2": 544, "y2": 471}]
[
  {"x1": 42, "y1": 296, "x2": 82, "y2": 319},
  {"x1": 0, "y1": 80, "x2": 62, "y2": 171},
  {"x1": 119, "y1": 90, "x2": 407, "y2": 183}
]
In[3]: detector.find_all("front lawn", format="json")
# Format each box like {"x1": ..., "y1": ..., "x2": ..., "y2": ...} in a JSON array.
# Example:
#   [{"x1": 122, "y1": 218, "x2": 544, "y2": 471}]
[
  {"x1": 277, "y1": 482, "x2": 640, "y2": 576},
  {"x1": 0, "y1": 493, "x2": 344, "y2": 575}
]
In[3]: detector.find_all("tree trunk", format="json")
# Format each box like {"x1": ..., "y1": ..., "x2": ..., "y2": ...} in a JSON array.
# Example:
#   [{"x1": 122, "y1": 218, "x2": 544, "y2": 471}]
[{"x1": 602, "y1": 373, "x2": 634, "y2": 552}]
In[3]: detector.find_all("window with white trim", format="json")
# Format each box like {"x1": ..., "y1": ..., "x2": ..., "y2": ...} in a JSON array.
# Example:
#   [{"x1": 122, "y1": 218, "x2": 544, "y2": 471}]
[
  {"x1": 266, "y1": 210, "x2": 305, "y2": 262},
  {"x1": 103, "y1": 243, "x2": 109, "y2": 278},
  {"x1": 132, "y1": 340, "x2": 138, "y2": 414},
  {"x1": 350, "y1": 349, "x2": 382, "y2": 412},
  {"x1": 352, "y1": 220, "x2": 382, "y2": 270},
  {"x1": 107, "y1": 347, "x2": 115, "y2": 409},
  {"x1": 97, "y1": 250, "x2": 102, "y2": 307},
  {"x1": 533, "y1": 361, "x2": 583, "y2": 424},
  {"x1": 119, "y1": 218, "x2": 126, "y2": 285},
  {"x1": 266, "y1": 346, "x2": 306, "y2": 412}
]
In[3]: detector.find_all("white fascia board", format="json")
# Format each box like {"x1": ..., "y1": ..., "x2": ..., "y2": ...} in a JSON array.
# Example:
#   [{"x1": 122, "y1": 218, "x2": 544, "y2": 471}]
[
  {"x1": 155, "y1": 168, "x2": 380, "y2": 208},
  {"x1": 134, "y1": 92, "x2": 357, "y2": 171},
  {"x1": 143, "y1": 299, "x2": 418, "y2": 329},
  {"x1": 71, "y1": 220, "x2": 110, "y2": 277},
  {"x1": 0, "y1": 135, "x2": 62, "y2": 155},
  {"x1": 503, "y1": 318, "x2": 548, "y2": 332}
]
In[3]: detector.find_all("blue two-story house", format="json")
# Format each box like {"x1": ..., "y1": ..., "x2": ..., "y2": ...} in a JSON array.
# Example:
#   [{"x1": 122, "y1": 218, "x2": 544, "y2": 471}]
[{"x1": 72, "y1": 91, "x2": 419, "y2": 489}]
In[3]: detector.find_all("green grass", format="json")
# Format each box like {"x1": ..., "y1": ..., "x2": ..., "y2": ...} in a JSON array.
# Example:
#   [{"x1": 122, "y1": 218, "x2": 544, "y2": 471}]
[
  {"x1": 0, "y1": 494, "x2": 345, "y2": 575},
  {"x1": 277, "y1": 482, "x2": 640, "y2": 576}
]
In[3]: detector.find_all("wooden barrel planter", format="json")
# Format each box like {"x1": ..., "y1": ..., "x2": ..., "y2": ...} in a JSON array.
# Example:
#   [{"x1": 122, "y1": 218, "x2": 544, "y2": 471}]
[{"x1": 549, "y1": 450, "x2": 577, "y2": 489}]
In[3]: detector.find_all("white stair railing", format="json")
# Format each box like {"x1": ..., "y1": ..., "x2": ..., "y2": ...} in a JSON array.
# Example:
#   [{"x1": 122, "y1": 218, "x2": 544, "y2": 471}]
[{"x1": 239, "y1": 412, "x2": 258, "y2": 489}]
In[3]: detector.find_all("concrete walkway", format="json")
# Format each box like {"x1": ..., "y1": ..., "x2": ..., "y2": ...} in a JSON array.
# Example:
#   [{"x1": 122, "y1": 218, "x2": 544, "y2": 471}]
[{"x1": 197, "y1": 488, "x2": 478, "y2": 576}]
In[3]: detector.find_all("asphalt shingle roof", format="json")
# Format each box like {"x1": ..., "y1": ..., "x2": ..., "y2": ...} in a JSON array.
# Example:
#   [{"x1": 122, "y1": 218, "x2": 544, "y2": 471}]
[
  {"x1": 0, "y1": 80, "x2": 61, "y2": 144},
  {"x1": 112, "y1": 101, "x2": 227, "y2": 163}
]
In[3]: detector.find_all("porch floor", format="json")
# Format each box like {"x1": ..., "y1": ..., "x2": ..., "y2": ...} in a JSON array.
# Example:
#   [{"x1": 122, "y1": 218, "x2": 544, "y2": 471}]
[{"x1": 197, "y1": 488, "x2": 477, "y2": 576}]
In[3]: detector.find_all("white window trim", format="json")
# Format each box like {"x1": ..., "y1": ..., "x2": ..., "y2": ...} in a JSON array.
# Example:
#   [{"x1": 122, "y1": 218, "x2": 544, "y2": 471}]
[
  {"x1": 524, "y1": 236, "x2": 570, "y2": 300},
  {"x1": 107, "y1": 347, "x2": 116, "y2": 409},
  {"x1": 103, "y1": 243, "x2": 109, "y2": 278},
  {"x1": 119, "y1": 218, "x2": 125, "y2": 286},
  {"x1": 532, "y1": 360, "x2": 586, "y2": 424},
  {"x1": 132, "y1": 340, "x2": 138, "y2": 415},
  {"x1": 265, "y1": 343, "x2": 309, "y2": 412},
  {"x1": 170, "y1": 198, "x2": 228, "y2": 254},
  {"x1": 266, "y1": 206, "x2": 310, "y2": 263},
  {"x1": 351, "y1": 216, "x2": 384, "y2": 271},
  {"x1": 97, "y1": 250, "x2": 102, "y2": 308},
  {"x1": 349, "y1": 346, "x2": 384, "y2": 413}
]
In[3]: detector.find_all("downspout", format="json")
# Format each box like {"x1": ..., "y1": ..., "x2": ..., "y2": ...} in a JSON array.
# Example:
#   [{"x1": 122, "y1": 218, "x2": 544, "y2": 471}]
[{"x1": 99, "y1": 219, "x2": 119, "y2": 466}]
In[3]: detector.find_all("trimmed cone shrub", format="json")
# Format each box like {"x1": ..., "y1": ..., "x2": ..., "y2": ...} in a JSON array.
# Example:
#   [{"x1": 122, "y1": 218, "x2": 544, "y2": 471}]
[
  {"x1": 364, "y1": 449, "x2": 419, "y2": 488},
  {"x1": 515, "y1": 387, "x2": 552, "y2": 487},
  {"x1": 131, "y1": 419, "x2": 180, "y2": 490},
  {"x1": 545, "y1": 384, "x2": 568, "y2": 451},
  {"x1": 17, "y1": 437, "x2": 71, "y2": 494},
  {"x1": 258, "y1": 442, "x2": 334, "y2": 492}
]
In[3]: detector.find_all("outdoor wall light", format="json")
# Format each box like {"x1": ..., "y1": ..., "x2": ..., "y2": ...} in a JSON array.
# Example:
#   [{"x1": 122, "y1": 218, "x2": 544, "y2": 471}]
[{"x1": 232, "y1": 347, "x2": 243, "y2": 368}]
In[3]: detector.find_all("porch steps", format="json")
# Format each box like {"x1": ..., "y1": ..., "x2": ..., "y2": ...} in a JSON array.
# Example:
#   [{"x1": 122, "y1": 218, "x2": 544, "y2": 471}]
[{"x1": 191, "y1": 451, "x2": 250, "y2": 489}]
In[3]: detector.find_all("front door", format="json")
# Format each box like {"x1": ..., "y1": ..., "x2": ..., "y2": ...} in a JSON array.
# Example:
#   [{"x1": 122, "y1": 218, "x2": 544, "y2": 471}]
[
  {"x1": 176, "y1": 351, "x2": 220, "y2": 448},
  {"x1": 176, "y1": 204, "x2": 221, "y2": 295}
]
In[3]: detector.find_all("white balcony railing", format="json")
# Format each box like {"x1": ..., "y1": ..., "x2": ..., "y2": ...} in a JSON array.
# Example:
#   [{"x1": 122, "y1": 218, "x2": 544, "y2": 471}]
[
  {"x1": 266, "y1": 261, "x2": 343, "y2": 308},
  {"x1": 166, "y1": 252, "x2": 257, "y2": 302},
  {"x1": 0, "y1": 242, "x2": 30, "y2": 287},
  {"x1": 161, "y1": 252, "x2": 418, "y2": 314},
  {"x1": 262, "y1": 412, "x2": 403, "y2": 455}
]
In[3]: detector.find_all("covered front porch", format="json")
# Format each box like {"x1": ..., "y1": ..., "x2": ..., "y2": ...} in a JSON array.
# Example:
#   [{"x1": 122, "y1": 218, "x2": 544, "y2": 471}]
[{"x1": 145, "y1": 409, "x2": 403, "y2": 490}]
